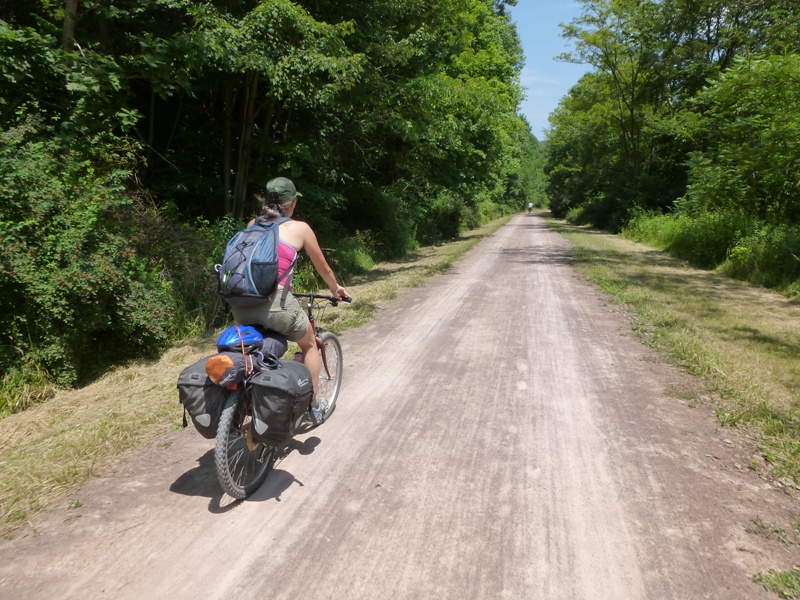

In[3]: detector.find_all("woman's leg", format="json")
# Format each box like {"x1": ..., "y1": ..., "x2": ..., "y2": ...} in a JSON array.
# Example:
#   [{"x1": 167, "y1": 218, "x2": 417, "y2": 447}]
[{"x1": 296, "y1": 323, "x2": 320, "y2": 403}]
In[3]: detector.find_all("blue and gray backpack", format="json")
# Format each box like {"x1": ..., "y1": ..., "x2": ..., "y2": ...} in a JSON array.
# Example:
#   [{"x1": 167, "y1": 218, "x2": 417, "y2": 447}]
[{"x1": 216, "y1": 216, "x2": 295, "y2": 307}]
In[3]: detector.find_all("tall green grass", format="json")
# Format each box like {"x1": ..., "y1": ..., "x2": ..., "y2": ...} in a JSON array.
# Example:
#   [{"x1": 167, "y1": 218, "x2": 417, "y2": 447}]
[
  {"x1": 0, "y1": 362, "x2": 57, "y2": 417},
  {"x1": 624, "y1": 212, "x2": 800, "y2": 296}
]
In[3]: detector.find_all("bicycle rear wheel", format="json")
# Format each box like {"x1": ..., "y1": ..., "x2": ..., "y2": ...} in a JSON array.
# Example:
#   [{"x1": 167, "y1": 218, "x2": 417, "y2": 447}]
[
  {"x1": 316, "y1": 331, "x2": 343, "y2": 421},
  {"x1": 215, "y1": 391, "x2": 274, "y2": 499}
]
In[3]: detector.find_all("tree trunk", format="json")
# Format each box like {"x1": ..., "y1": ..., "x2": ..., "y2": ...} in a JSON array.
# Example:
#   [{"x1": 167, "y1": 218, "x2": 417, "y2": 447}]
[
  {"x1": 148, "y1": 90, "x2": 156, "y2": 149},
  {"x1": 62, "y1": 0, "x2": 79, "y2": 52},
  {"x1": 224, "y1": 86, "x2": 236, "y2": 215},
  {"x1": 233, "y1": 72, "x2": 259, "y2": 218},
  {"x1": 251, "y1": 95, "x2": 277, "y2": 192}
]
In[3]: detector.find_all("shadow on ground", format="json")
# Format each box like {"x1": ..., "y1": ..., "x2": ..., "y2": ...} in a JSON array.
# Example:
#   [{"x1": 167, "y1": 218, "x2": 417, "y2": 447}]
[
  {"x1": 169, "y1": 436, "x2": 323, "y2": 512},
  {"x1": 545, "y1": 218, "x2": 800, "y2": 356}
]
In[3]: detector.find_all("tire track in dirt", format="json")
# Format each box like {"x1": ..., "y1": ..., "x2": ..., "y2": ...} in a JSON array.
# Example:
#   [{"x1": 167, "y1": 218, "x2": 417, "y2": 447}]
[{"x1": 0, "y1": 214, "x2": 795, "y2": 599}]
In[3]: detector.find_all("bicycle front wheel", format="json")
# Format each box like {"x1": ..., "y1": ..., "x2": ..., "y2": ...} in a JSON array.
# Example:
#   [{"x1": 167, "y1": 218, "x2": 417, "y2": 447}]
[
  {"x1": 215, "y1": 391, "x2": 274, "y2": 499},
  {"x1": 317, "y1": 331, "x2": 343, "y2": 420}
]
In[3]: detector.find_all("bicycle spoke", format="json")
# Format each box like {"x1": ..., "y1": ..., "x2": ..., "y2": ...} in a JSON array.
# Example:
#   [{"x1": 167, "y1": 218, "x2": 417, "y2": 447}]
[
  {"x1": 316, "y1": 332, "x2": 342, "y2": 421},
  {"x1": 215, "y1": 394, "x2": 272, "y2": 499}
]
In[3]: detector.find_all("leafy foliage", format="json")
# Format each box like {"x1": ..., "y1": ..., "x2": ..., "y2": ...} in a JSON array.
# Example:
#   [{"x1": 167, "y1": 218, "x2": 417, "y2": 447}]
[
  {"x1": 684, "y1": 55, "x2": 800, "y2": 223},
  {"x1": 546, "y1": 0, "x2": 800, "y2": 294},
  {"x1": 0, "y1": 117, "x2": 171, "y2": 385},
  {"x1": 0, "y1": 1, "x2": 540, "y2": 398},
  {"x1": 625, "y1": 212, "x2": 800, "y2": 295}
]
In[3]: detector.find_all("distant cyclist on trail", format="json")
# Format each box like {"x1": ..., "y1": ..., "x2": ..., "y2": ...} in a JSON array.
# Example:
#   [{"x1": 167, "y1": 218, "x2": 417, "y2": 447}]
[
  {"x1": 527, "y1": 202, "x2": 533, "y2": 214},
  {"x1": 230, "y1": 177, "x2": 350, "y2": 412}
]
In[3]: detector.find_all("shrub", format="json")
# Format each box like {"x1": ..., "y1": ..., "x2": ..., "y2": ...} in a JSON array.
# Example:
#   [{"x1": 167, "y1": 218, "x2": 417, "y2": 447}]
[
  {"x1": 624, "y1": 213, "x2": 683, "y2": 250},
  {"x1": 667, "y1": 212, "x2": 755, "y2": 269},
  {"x1": 292, "y1": 230, "x2": 377, "y2": 291},
  {"x1": 564, "y1": 194, "x2": 630, "y2": 232},
  {"x1": 0, "y1": 358, "x2": 57, "y2": 417},
  {"x1": 473, "y1": 199, "x2": 503, "y2": 226},
  {"x1": 149, "y1": 212, "x2": 241, "y2": 341},
  {"x1": 623, "y1": 211, "x2": 800, "y2": 296},
  {"x1": 340, "y1": 185, "x2": 417, "y2": 260},
  {"x1": 718, "y1": 223, "x2": 800, "y2": 292},
  {"x1": 417, "y1": 191, "x2": 463, "y2": 244},
  {"x1": 0, "y1": 117, "x2": 173, "y2": 386},
  {"x1": 565, "y1": 205, "x2": 588, "y2": 224}
]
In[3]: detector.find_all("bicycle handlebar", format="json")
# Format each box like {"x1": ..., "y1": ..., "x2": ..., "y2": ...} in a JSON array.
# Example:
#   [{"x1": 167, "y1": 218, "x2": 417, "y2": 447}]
[{"x1": 293, "y1": 292, "x2": 352, "y2": 307}]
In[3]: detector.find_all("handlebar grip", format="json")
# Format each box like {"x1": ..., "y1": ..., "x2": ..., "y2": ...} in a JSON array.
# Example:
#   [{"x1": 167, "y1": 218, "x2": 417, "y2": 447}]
[{"x1": 330, "y1": 296, "x2": 351, "y2": 307}]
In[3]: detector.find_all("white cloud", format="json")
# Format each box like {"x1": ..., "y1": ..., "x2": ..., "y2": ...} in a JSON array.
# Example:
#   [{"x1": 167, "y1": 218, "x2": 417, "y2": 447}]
[{"x1": 520, "y1": 67, "x2": 559, "y2": 86}]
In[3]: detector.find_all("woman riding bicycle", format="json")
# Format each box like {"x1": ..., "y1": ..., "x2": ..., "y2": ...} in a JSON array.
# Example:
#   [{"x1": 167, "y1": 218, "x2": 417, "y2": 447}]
[{"x1": 229, "y1": 177, "x2": 350, "y2": 412}]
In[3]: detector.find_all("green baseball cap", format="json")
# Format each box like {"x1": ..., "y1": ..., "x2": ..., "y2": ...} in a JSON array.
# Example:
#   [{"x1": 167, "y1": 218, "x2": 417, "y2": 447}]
[{"x1": 266, "y1": 177, "x2": 302, "y2": 202}]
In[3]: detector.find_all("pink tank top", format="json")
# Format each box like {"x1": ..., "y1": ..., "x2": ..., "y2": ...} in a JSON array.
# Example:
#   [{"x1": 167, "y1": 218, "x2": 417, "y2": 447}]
[{"x1": 277, "y1": 240, "x2": 298, "y2": 287}]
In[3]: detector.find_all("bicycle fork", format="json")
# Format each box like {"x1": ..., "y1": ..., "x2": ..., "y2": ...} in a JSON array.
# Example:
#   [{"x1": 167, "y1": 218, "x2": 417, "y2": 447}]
[{"x1": 316, "y1": 333, "x2": 332, "y2": 380}]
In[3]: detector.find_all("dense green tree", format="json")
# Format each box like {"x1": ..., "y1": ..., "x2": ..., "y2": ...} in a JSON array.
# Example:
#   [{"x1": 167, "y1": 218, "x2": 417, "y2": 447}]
[
  {"x1": 544, "y1": 73, "x2": 624, "y2": 223},
  {"x1": 547, "y1": 0, "x2": 800, "y2": 229},
  {"x1": 546, "y1": 0, "x2": 800, "y2": 293},
  {"x1": 683, "y1": 55, "x2": 800, "y2": 223},
  {"x1": 0, "y1": 0, "x2": 539, "y2": 392}
]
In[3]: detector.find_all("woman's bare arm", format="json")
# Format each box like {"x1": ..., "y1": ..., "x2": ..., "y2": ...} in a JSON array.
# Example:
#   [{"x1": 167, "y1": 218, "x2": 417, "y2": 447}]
[{"x1": 298, "y1": 222, "x2": 349, "y2": 298}]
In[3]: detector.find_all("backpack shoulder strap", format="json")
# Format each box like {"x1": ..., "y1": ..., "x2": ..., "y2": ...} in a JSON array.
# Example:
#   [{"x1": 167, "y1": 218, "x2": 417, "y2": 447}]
[
  {"x1": 250, "y1": 217, "x2": 273, "y2": 230},
  {"x1": 249, "y1": 216, "x2": 290, "y2": 230},
  {"x1": 275, "y1": 220, "x2": 297, "y2": 310}
]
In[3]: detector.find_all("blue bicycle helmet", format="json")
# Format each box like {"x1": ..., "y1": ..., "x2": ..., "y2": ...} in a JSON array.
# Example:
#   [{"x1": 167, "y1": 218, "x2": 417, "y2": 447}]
[{"x1": 216, "y1": 324, "x2": 264, "y2": 354}]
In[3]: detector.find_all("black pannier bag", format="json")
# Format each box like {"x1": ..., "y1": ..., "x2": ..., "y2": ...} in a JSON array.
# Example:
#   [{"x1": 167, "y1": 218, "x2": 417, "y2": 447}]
[
  {"x1": 177, "y1": 356, "x2": 229, "y2": 439},
  {"x1": 249, "y1": 359, "x2": 314, "y2": 447}
]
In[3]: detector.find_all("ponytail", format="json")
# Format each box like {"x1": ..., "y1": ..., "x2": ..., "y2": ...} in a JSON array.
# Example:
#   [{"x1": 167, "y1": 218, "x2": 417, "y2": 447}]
[{"x1": 256, "y1": 191, "x2": 291, "y2": 221}]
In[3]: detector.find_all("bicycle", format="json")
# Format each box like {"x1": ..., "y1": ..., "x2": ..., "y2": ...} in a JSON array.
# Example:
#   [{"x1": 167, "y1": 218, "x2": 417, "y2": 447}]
[{"x1": 214, "y1": 292, "x2": 350, "y2": 499}]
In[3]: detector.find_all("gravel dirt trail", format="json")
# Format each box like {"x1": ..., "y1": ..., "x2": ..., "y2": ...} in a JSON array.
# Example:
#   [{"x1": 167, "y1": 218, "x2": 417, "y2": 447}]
[{"x1": 1, "y1": 214, "x2": 797, "y2": 600}]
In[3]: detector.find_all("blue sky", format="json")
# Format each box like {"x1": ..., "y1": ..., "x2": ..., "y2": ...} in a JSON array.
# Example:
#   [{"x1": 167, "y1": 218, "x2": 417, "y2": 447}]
[{"x1": 507, "y1": 1, "x2": 593, "y2": 139}]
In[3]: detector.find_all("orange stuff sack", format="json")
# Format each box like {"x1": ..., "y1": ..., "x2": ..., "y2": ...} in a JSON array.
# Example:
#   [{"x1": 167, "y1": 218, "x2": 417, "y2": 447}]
[{"x1": 205, "y1": 352, "x2": 255, "y2": 387}]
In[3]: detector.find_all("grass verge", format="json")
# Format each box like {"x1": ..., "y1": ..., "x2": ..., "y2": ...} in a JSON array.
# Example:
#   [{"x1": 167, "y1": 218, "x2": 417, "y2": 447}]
[
  {"x1": 546, "y1": 216, "x2": 800, "y2": 484},
  {"x1": 753, "y1": 570, "x2": 800, "y2": 599},
  {"x1": 746, "y1": 517, "x2": 800, "y2": 598},
  {"x1": 0, "y1": 215, "x2": 511, "y2": 538}
]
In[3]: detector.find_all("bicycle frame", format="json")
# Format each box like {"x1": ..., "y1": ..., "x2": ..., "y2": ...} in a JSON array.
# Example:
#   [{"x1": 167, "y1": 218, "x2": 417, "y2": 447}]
[
  {"x1": 209, "y1": 292, "x2": 348, "y2": 499},
  {"x1": 293, "y1": 292, "x2": 349, "y2": 379}
]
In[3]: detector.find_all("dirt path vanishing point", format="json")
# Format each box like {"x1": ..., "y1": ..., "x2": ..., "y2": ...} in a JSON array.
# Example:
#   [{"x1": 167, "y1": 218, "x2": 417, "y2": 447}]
[{"x1": 1, "y1": 214, "x2": 798, "y2": 600}]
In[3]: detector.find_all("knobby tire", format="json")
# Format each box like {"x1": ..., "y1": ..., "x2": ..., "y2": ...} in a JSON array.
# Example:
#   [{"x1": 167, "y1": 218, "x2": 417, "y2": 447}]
[
  {"x1": 317, "y1": 331, "x2": 343, "y2": 421},
  {"x1": 215, "y1": 391, "x2": 274, "y2": 499}
]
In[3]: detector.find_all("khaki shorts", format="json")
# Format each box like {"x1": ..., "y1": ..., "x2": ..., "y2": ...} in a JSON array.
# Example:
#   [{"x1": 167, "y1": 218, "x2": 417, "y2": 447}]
[{"x1": 229, "y1": 290, "x2": 309, "y2": 342}]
